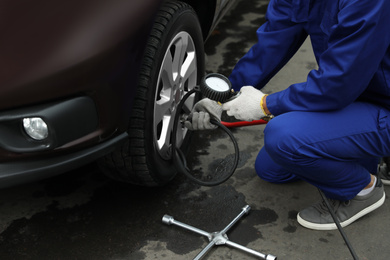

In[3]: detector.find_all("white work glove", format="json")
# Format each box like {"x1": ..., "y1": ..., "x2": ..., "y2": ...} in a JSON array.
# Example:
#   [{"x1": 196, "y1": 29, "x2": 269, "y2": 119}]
[
  {"x1": 184, "y1": 98, "x2": 223, "y2": 130},
  {"x1": 222, "y1": 86, "x2": 266, "y2": 121}
]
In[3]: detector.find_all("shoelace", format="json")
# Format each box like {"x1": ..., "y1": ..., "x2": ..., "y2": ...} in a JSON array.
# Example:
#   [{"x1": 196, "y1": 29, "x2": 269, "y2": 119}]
[{"x1": 313, "y1": 198, "x2": 350, "y2": 215}]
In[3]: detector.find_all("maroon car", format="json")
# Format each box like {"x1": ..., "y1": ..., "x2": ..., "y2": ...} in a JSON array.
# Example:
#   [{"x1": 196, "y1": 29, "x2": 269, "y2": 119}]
[{"x1": 0, "y1": 0, "x2": 237, "y2": 188}]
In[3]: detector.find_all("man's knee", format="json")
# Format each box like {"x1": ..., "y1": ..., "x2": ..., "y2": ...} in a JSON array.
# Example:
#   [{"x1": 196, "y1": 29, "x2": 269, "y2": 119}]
[
  {"x1": 255, "y1": 147, "x2": 300, "y2": 183},
  {"x1": 263, "y1": 115, "x2": 298, "y2": 165},
  {"x1": 255, "y1": 149, "x2": 280, "y2": 182}
]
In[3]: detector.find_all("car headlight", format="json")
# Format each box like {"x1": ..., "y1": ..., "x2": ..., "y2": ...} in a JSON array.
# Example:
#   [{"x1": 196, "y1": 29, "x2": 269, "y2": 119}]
[{"x1": 23, "y1": 117, "x2": 49, "y2": 140}]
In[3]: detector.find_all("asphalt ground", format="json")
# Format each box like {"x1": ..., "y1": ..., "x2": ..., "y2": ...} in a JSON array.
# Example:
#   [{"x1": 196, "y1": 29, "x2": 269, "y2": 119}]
[{"x1": 1, "y1": 0, "x2": 390, "y2": 259}]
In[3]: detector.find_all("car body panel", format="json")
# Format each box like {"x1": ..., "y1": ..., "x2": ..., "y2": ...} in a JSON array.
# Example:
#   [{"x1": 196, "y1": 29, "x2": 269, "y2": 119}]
[
  {"x1": 0, "y1": 0, "x2": 236, "y2": 187},
  {"x1": 0, "y1": 0, "x2": 160, "y2": 108}
]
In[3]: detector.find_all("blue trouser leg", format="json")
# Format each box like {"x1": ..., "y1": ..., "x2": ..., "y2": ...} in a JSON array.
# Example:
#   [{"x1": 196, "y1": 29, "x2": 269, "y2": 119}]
[{"x1": 255, "y1": 102, "x2": 389, "y2": 200}]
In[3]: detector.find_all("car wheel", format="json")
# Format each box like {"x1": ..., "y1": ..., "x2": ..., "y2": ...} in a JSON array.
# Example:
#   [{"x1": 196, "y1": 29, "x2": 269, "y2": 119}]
[{"x1": 100, "y1": 1, "x2": 204, "y2": 186}]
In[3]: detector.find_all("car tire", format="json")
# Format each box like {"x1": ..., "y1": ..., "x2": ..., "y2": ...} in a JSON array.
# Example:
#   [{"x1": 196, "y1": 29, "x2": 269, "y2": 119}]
[{"x1": 99, "y1": 1, "x2": 204, "y2": 186}]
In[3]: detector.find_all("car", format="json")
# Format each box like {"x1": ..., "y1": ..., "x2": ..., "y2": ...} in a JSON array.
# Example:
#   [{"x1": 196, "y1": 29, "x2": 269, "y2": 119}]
[{"x1": 0, "y1": 0, "x2": 237, "y2": 188}]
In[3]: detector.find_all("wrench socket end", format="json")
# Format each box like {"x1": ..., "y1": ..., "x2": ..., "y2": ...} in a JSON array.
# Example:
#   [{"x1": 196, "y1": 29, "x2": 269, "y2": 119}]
[{"x1": 162, "y1": 215, "x2": 174, "y2": 225}]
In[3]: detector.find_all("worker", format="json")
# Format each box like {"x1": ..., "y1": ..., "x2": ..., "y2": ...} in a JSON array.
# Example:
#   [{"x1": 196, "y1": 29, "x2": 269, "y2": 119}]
[{"x1": 186, "y1": 0, "x2": 390, "y2": 230}]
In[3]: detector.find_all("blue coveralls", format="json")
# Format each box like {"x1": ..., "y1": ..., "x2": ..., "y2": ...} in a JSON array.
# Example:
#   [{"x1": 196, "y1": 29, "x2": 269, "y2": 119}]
[{"x1": 229, "y1": 0, "x2": 390, "y2": 200}]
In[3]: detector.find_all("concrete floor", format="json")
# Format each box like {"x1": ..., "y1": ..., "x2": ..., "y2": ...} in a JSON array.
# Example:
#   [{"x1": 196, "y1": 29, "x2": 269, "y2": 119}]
[{"x1": 1, "y1": 0, "x2": 390, "y2": 259}]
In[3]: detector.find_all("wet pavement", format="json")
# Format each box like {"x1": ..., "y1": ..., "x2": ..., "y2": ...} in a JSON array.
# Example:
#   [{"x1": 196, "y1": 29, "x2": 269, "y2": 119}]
[{"x1": 1, "y1": 0, "x2": 390, "y2": 259}]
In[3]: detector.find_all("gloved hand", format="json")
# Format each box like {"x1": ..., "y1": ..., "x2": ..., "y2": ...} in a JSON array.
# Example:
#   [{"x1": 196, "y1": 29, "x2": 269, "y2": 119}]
[
  {"x1": 222, "y1": 86, "x2": 266, "y2": 121},
  {"x1": 184, "y1": 98, "x2": 223, "y2": 130}
]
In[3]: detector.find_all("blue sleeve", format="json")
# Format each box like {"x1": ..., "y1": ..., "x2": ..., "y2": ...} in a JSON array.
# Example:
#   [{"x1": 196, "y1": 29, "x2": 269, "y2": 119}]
[
  {"x1": 268, "y1": 0, "x2": 390, "y2": 115},
  {"x1": 228, "y1": 0, "x2": 307, "y2": 92}
]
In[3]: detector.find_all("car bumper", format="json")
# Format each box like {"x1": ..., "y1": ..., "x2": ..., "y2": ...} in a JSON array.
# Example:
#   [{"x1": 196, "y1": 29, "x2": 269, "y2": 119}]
[
  {"x1": 0, "y1": 132, "x2": 127, "y2": 188},
  {"x1": 0, "y1": 96, "x2": 102, "y2": 153},
  {"x1": 0, "y1": 95, "x2": 129, "y2": 188}
]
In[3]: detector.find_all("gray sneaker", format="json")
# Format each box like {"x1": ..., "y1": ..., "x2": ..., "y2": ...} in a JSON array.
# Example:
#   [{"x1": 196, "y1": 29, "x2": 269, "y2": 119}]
[
  {"x1": 297, "y1": 178, "x2": 385, "y2": 230},
  {"x1": 377, "y1": 163, "x2": 390, "y2": 185}
]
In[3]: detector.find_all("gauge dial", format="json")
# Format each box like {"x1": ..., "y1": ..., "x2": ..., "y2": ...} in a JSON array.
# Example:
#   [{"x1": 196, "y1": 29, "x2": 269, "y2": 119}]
[{"x1": 200, "y1": 73, "x2": 232, "y2": 102}]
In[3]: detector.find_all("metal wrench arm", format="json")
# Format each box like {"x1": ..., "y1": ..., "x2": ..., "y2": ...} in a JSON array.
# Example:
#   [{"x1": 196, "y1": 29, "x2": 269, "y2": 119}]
[
  {"x1": 162, "y1": 215, "x2": 212, "y2": 240},
  {"x1": 225, "y1": 240, "x2": 277, "y2": 260},
  {"x1": 193, "y1": 240, "x2": 217, "y2": 260},
  {"x1": 221, "y1": 205, "x2": 251, "y2": 234}
]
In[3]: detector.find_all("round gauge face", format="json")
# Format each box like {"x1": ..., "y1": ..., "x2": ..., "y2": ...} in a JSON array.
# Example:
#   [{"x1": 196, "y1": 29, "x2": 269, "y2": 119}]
[{"x1": 205, "y1": 76, "x2": 230, "y2": 92}]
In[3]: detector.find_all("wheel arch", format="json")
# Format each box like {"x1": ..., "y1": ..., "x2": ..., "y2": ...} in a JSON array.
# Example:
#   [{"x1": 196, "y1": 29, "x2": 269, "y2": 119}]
[{"x1": 179, "y1": 0, "x2": 217, "y2": 40}]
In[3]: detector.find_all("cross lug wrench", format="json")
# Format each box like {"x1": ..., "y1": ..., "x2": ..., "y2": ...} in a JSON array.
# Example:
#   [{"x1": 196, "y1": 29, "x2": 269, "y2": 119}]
[{"x1": 162, "y1": 205, "x2": 277, "y2": 260}]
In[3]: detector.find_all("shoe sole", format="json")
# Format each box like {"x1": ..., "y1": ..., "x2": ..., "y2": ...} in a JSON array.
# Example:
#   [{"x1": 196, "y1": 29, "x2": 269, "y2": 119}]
[{"x1": 297, "y1": 192, "x2": 386, "y2": 231}]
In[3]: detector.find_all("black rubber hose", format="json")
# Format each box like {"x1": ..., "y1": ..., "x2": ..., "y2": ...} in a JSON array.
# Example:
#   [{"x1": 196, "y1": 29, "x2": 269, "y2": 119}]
[
  {"x1": 318, "y1": 189, "x2": 359, "y2": 260},
  {"x1": 172, "y1": 88, "x2": 239, "y2": 186}
]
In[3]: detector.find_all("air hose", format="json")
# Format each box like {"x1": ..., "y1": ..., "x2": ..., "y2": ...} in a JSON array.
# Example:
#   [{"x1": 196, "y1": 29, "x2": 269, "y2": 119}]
[
  {"x1": 171, "y1": 87, "x2": 239, "y2": 186},
  {"x1": 172, "y1": 73, "x2": 358, "y2": 259}
]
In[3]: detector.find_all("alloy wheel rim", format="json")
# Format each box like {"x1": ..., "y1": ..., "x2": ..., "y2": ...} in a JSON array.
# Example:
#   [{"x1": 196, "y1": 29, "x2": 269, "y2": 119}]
[{"x1": 154, "y1": 31, "x2": 197, "y2": 160}]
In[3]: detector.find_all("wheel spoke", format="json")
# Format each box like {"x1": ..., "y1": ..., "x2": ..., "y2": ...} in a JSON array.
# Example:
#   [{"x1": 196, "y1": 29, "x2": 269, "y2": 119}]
[
  {"x1": 155, "y1": 96, "x2": 171, "y2": 123},
  {"x1": 182, "y1": 92, "x2": 196, "y2": 114},
  {"x1": 154, "y1": 31, "x2": 197, "y2": 160},
  {"x1": 181, "y1": 54, "x2": 197, "y2": 87},
  {"x1": 157, "y1": 115, "x2": 172, "y2": 156},
  {"x1": 180, "y1": 44, "x2": 197, "y2": 90},
  {"x1": 172, "y1": 35, "x2": 188, "y2": 80},
  {"x1": 161, "y1": 51, "x2": 175, "y2": 90}
]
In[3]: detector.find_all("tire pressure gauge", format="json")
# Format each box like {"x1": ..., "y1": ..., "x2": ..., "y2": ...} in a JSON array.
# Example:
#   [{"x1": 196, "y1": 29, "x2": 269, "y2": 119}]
[{"x1": 200, "y1": 73, "x2": 237, "y2": 103}]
